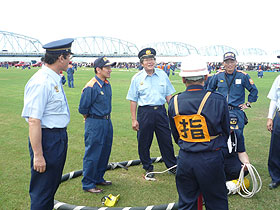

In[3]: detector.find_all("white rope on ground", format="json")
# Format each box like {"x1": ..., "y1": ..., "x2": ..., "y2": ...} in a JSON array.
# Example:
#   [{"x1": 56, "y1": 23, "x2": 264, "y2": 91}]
[{"x1": 144, "y1": 165, "x2": 177, "y2": 181}]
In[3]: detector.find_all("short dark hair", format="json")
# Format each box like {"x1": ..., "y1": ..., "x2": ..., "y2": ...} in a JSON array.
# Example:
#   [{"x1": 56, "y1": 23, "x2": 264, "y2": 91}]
[{"x1": 44, "y1": 52, "x2": 70, "y2": 65}]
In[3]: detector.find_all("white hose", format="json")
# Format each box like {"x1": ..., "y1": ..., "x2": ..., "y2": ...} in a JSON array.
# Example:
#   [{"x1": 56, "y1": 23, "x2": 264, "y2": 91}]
[{"x1": 236, "y1": 163, "x2": 262, "y2": 198}]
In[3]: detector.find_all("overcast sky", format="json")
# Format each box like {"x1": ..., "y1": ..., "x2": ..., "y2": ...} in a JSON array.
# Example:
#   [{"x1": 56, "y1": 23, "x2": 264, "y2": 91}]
[{"x1": 1, "y1": 0, "x2": 280, "y2": 52}]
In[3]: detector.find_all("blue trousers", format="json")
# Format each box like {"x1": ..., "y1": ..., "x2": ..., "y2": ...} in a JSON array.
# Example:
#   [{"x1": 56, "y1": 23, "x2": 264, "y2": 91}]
[
  {"x1": 221, "y1": 148, "x2": 248, "y2": 181},
  {"x1": 29, "y1": 128, "x2": 68, "y2": 210},
  {"x1": 137, "y1": 105, "x2": 177, "y2": 171},
  {"x1": 67, "y1": 76, "x2": 74, "y2": 88},
  {"x1": 268, "y1": 112, "x2": 280, "y2": 184},
  {"x1": 82, "y1": 118, "x2": 113, "y2": 190},
  {"x1": 176, "y1": 149, "x2": 228, "y2": 210},
  {"x1": 231, "y1": 109, "x2": 246, "y2": 152}
]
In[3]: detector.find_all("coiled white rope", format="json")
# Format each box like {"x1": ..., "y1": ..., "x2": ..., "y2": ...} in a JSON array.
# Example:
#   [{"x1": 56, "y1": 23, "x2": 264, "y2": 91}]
[
  {"x1": 227, "y1": 163, "x2": 262, "y2": 198},
  {"x1": 237, "y1": 164, "x2": 262, "y2": 198}
]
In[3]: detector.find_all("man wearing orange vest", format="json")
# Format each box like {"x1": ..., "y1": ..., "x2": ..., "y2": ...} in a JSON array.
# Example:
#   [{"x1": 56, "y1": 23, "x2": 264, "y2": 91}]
[{"x1": 168, "y1": 57, "x2": 229, "y2": 210}]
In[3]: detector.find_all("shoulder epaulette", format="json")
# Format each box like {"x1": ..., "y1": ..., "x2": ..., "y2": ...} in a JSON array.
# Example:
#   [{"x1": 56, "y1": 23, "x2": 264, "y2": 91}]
[
  {"x1": 82, "y1": 77, "x2": 102, "y2": 92},
  {"x1": 236, "y1": 70, "x2": 247, "y2": 75},
  {"x1": 215, "y1": 70, "x2": 225, "y2": 75}
]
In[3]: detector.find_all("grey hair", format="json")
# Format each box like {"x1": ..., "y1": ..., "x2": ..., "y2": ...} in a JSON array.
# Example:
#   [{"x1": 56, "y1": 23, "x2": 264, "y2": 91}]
[{"x1": 184, "y1": 76, "x2": 204, "y2": 81}]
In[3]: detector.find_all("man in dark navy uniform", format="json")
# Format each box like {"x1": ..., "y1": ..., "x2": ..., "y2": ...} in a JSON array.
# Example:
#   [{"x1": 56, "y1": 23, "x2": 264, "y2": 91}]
[
  {"x1": 126, "y1": 48, "x2": 177, "y2": 180},
  {"x1": 79, "y1": 56, "x2": 116, "y2": 193},
  {"x1": 207, "y1": 52, "x2": 258, "y2": 180},
  {"x1": 22, "y1": 38, "x2": 74, "y2": 210},
  {"x1": 168, "y1": 56, "x2": 230, "y2": 210}
]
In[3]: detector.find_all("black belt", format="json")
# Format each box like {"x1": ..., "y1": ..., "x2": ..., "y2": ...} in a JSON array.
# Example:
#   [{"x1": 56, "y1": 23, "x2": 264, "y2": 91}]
[
  {"x1": 88, "y1": 114, "x2": 110, "y2": 120},
  {"x1": 139, "y1": 105, "x2": 164, "y2": 110},
  {"x1": 42, "y1": 127, "x2": 66, "y2": 131},
  {"x1": 228, "y1": 105, "x2": 241, "y2": 111}
]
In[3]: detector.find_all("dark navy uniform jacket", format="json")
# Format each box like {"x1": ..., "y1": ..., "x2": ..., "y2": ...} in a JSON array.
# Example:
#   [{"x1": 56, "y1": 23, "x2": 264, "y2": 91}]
[
  {"x1": 206, "y1": 69, "x2": 258, "y2": 106},
  {"x1": 79, "y1": 75, "x2": 112, "y2": 117},
  {"x1": 168, "y1": 85, "x2": 230, "y2": 152}
]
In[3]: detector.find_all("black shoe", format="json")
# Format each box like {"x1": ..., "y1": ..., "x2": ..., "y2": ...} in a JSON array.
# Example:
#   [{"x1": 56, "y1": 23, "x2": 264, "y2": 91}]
[
  {"x1": 269, "y1": 182, "x2": 280, "y2": 189},
  {"x1": 145, "y1": 169, "x2": 155, "y2": 181}
]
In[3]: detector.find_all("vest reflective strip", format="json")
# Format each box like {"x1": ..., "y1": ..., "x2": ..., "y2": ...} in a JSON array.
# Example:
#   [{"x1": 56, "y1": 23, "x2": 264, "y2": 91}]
[
  {"x1": 197, "y1": 92, "x2": 211, "y2": 115},
  {"x1": 174, "y1": 95, "x2": 179, "y2": 115},
  {"x1": 173, "y1": 92, "x2": 211, "y2": 115}
]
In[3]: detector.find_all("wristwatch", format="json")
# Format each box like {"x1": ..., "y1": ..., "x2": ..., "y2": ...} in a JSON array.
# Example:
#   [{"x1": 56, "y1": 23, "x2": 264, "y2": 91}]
[{"x1": 246, "y1": 102, "x2": 251, "y2": 108}]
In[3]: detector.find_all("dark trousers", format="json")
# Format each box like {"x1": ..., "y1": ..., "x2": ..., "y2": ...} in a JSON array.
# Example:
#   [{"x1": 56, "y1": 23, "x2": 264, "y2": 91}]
[
  {"x1": 232, "y1": 109, "x2": 246, "y2": 152},
  {"x1": 67, "y1": 76, "x2": 74, "y2": 88},
  {"x1": 82, "y1": 118, "x2": 113, "y2": 190},
  {"x1": 221, "y1": 148, "x2": 248, "y2": 181},
  {"x1": 137, "y1": 105, "x2": 177, "y2": 171},
  {"x1": 176, "y1": 149, "x2": 228, "y2": 210},
  {"x1": 268, "y1": 112, "x2": 280, "y2": 184},
  {"x1": 29, "y1": 128, "x2": 68, "y2": 210}
]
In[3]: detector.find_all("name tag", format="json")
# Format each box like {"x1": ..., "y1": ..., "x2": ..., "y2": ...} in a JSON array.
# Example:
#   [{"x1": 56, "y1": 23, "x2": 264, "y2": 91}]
[
  {"x1": 173, "y1": 114, "x2": 210, "y2": 142},
  {"x1": 235, "y1": 79, "x2": 241, "y2": 84}
]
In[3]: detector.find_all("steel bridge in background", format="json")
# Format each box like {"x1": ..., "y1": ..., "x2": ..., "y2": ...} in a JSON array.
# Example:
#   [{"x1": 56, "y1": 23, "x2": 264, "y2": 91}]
[
  {"x1": 72, "y1": 36, "x2": 139, "y2": 57},
  {"x1": 0, "y1": 30, "x2": 43, "y2": 57},
  {"x1": 141, "y1": 42, "x2": 199, "y2": 56},
  {"x1": 0, "y1": 30, "x2": 279, "y2": 58}
]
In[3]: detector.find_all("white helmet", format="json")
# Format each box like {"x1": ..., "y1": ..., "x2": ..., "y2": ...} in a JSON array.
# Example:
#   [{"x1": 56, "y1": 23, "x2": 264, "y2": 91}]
[{"x1": 179, "y1": 56, "x2": 208, "y2": 78}]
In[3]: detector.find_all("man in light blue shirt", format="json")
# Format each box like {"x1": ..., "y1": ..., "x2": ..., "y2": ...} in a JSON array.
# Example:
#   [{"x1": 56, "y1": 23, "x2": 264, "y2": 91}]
[
  {"x1": 22, "y1": 38, "x2": 73, "y2": 210},
  {"x1": 126, "y1": 48, "x2": 177, "y2": 180}
]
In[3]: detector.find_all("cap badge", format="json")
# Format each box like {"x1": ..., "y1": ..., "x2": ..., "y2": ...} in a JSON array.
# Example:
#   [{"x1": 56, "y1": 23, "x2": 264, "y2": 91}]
[
  {"x1": 225, "y1": 52, "x2": 234, "y2": 57},
  {"x1": 103, "y1": 57, "x2": 108, "y2": 61},
  {"x1": 146, "y1": 50, "x2": 151, "y2": 55}
]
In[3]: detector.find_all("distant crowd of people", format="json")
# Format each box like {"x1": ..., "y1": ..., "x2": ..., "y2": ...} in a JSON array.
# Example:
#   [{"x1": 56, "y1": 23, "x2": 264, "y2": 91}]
[
  {"x1": 2, "y1": 60, "x2": 280, "y2": 75},
  {"x1": 207, "y1": 62, "x2": 280, "y2": 72}
]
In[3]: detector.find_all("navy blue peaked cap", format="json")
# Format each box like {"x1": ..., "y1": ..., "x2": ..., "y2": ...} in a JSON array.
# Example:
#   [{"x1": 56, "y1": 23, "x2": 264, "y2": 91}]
[
  {"x1": 94, "y1": 56, "x2": 116, "y2": 68},
  {"x1": 43, "y1": 38, "x2": 74, "y2": 54},
  {"x1": 138, "y1": 48, "x2": 156, "y2": 59},
  {"x1": 223, "y1": 52, "x2": 236, "y2": 61}
]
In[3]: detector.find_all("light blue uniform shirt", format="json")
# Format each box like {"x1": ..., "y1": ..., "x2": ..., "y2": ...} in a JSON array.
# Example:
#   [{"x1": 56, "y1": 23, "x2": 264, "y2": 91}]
[
  {"x1": 268, "y1": 75, "x2": 280, "y2": 109},
  {"x1": 126, "y1": 68, "x2": 175, "y2": 106},
  {"x1": 22, "y1": 65, "x2": 70, "y2": 128}
]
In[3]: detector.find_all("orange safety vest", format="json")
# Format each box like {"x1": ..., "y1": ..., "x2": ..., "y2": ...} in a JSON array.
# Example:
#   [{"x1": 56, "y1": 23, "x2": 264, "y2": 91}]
[{"x1": 173, "y1": 92, "x2": 219, "y2": 142}]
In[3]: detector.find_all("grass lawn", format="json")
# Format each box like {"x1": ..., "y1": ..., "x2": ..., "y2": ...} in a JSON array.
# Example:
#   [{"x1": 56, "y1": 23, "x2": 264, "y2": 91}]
[{"x1": 0, "y1": 66, "x2": 279, "y2": 210}]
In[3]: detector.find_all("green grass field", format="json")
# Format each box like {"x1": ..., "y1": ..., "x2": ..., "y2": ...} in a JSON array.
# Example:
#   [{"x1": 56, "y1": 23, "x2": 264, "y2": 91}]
[{"x1": 0, "y1": 67, "x2": 279, "y2": 210}]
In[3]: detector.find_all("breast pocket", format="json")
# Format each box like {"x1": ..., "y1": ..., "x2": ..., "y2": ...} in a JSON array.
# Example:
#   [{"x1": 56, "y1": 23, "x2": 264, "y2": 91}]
[
  {"x1": 159, "y1": 82, "x2": 166, "y2": 94},
  {"x1": 217, "y1": 81, "x2": 228, "y2": 92},
  {"x1": 47, "y1": 92, "x2": 64, "y2": 113},
  {"x1": 138, "y1": 84, "x2": 149, "y2": 96}
]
